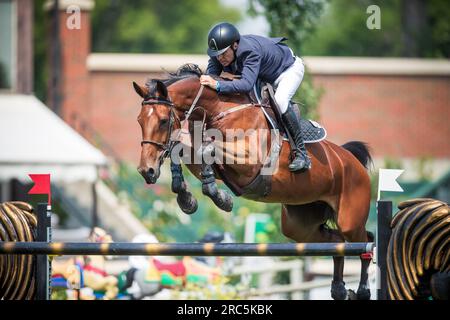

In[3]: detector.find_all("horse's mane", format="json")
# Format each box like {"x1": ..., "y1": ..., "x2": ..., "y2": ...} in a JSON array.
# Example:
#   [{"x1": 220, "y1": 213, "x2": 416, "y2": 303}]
[{"x1": 145, "y1": 63, "x2": 204, "y2": 90}]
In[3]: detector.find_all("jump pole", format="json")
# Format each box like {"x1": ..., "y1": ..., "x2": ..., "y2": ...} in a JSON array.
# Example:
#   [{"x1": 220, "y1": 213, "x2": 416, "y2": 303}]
[{"x1": 0, "y1": 202, "x2": 392, "y2": 300}]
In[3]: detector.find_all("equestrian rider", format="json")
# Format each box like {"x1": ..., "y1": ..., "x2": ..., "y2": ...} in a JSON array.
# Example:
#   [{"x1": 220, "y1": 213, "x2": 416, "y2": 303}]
[{"x1": 200, "y1": 22, "x2": 311, "y2": 172}]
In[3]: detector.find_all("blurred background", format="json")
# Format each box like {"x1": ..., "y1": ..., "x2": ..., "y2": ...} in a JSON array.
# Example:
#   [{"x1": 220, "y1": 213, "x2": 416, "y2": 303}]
[{"x1": 0, "y1": 0, "x2": 449, "y2": 299}]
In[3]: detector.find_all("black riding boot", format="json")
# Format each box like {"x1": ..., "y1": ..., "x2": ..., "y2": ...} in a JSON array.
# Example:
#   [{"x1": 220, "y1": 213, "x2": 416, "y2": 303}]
[{"x1": 281, "y1": 106, "x2": 311, "y2": 172}]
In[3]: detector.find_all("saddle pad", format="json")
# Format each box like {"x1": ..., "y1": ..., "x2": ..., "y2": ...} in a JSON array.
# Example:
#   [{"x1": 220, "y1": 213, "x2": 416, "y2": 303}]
[
  {"x1": 300, "y1": 119, "x2": 327, "y2": 143},
  {"x1": 260, "y1": 106, "x2": 326, "y2": 144}
]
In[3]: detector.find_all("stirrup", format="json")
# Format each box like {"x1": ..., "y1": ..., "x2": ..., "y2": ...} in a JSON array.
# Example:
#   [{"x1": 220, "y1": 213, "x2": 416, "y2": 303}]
[{"x1": 288, "y1": 153, "x2": 311, "y2": 172}]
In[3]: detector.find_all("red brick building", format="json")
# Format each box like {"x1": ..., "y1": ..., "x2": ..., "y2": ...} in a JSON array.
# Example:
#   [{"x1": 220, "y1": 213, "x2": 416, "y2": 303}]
[{"x1": 48, "y1": 1, "x2": 450, "y2": 180}]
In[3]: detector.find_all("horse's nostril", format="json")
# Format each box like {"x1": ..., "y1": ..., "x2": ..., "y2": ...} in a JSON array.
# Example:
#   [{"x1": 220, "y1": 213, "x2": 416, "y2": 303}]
[{"x1": 148, "y1": 168, "x2": 155, "y2": 176}]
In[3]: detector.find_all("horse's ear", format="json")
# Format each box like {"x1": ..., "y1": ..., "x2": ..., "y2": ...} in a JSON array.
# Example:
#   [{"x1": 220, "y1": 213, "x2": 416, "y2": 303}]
[
  {"x1": 155, "y1": 80, "x2": 168, "y2": 99},
  {"x1": 133, "y1": 81, "x2": 149, "y2": 99}
]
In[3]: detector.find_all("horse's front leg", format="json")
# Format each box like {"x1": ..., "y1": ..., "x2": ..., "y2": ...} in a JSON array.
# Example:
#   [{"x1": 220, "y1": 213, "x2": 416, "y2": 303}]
[
  {"x1": 170, "y1": 160, "x2": 198, "y2": 215},
  {"x1": 200, "y1": 142, "x2": 233, "y2": 212}
]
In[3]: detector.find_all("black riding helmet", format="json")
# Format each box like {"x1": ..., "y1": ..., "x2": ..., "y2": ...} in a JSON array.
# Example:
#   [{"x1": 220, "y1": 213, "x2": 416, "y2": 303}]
[{"x1": 207, "y1": 22, "x2": 240, "y2": 57}]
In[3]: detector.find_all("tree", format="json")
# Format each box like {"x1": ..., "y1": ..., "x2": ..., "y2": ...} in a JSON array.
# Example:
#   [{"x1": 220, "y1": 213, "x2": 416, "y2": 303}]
[
  {"x1": 249, "y1": 0, "x2": 326, "y2": 55},
  {"x1": 300, "y1": 0, "x2": 449, "y2": 58},
  {"x1": 91, "y1": 0, "x2": 240, "y2": 53}
]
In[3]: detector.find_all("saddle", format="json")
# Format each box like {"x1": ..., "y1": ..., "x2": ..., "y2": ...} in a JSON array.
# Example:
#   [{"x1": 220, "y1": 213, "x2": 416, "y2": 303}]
[
  {"x1": 251, "y1": 82, "x2": 327, "y2": 144},
  {"x1": 213, "y1": 80, "x2": 327, "y2": 200}
]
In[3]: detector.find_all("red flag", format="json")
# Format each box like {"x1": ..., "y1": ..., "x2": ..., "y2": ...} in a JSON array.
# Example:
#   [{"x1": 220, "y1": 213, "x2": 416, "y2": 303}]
[{"x1": 28, "y1": 174, "x2": 51, "y2": 204}]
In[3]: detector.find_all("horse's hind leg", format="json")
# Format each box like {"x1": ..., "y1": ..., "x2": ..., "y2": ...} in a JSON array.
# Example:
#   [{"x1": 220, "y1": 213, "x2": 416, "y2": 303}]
[
  {"x1": 356, "y1": 231, "x2": 374, "y2": 300},
  {"x1": 281, "y1": 202, "x2": 348, "y2": 300},
  {"x1": 335, "y1": 177, "x2": 372, "y2": 300}
]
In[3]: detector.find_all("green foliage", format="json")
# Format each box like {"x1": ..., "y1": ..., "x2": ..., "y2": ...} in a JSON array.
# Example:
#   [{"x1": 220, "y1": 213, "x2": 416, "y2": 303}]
[
  {"x1": 301, "y1": 0, "x2": 449, "y2": 57},
  {"x1": 427, "y1": 0, "x2": 450, "y2": 57},
  {"x1": 249, "y1": 0, "x2": 326, "y2": 55},
  {"x1": 303, "y1": 0, "x2": 403, "y2": 57},
  {"x1": 91, "y1": 0, "x2": 241, "y2": 53},
  {"x1": 0, "y1": 62, "x2": 7, "y2": 88},
  {"x1": 414, "y1": 156, "x2": 434, "y2": 181},
  {"x1": 249, "y1": 0, "x2": 449, "y2": 58},
  {"x1": 33, "y1": 0, "x2": 48, "y2": 101},
  {"x1": 383, "y1": 156, "x2": 404, "y2": 170}
]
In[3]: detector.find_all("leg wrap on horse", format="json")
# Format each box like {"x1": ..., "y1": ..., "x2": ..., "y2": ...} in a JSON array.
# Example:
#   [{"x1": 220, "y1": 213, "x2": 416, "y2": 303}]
[
  {"x1": 201, "y1": 163, "x2": 233, "y2": 212},
  {"x1": 170, "y1": 161, "x2": 198, "y2": 214},
  {"x1": 176, "y1": 189, "x2": 198, "y2": 215},
  {"x1": 170, "y1": 162, "x2": 184, "y2": 194}
]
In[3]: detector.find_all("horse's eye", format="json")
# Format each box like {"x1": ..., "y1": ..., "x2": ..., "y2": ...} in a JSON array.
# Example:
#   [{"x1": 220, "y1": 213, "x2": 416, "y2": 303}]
[{"x1": 160, "y1": 118, "x2": 169, "y2": 127}]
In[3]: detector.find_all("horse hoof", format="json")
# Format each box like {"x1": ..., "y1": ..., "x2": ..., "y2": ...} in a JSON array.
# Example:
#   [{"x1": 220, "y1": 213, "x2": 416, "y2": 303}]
[
  {"x1": 356, "y1": 285, "x2": 371, "y2": 300},
  {"x1": 177, "y1": 192, "x2": 198, "y2": 214},
  {"x1": 217, "y1": 190, "x2": 233, "y2": 212},
  {"x1": 347, "y1": 289, "x2": 358, "y2": 300},
  {"x1": 331, "y1": 280, "x2": 348, "y2": 300}
]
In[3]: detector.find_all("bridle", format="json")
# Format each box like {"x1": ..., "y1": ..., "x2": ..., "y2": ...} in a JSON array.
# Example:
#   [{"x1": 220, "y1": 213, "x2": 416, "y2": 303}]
[
  {"x1": 140, "y1": 85, "x2": 205, "y2": 162},
  {"x1": 140, "y1": 95, "x2": 180, "y2": 160}
]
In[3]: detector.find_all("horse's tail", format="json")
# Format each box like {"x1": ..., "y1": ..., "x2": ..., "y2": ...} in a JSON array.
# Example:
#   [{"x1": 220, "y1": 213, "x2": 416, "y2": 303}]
[{"x1": 341, "y1": 141, "x2": 372, "y2": 169}]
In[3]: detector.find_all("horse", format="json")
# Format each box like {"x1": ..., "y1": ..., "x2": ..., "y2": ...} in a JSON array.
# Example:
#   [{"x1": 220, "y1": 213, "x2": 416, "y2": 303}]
[{"x1": 133, "y1": 64, "x2": 374, "y2": 300}]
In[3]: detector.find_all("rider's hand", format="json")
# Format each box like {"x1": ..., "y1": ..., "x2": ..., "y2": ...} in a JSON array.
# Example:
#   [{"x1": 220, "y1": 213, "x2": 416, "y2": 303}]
[{"x1": 200, "y1": 75, "x2": 218, "y2": 90}]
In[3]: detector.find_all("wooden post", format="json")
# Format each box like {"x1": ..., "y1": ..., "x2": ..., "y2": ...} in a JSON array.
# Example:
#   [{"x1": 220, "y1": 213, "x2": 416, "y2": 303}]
[
  {"x1": 376, "y1": 200, "x2": 392, "y2": 300},
  {"x1": 36, "y1": 203, "x2": 51, "y2": 300}
]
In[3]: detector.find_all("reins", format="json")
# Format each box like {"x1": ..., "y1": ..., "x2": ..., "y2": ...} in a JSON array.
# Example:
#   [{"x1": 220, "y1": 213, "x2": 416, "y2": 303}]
[{"x1": 140, "y1": 82, "x2": 260, "y2": 162}]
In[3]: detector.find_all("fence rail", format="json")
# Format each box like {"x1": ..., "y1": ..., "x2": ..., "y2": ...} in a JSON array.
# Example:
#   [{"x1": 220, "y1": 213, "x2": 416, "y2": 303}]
[{"x1": 0, "y1": 242, "x2": 374, "y2": 256}]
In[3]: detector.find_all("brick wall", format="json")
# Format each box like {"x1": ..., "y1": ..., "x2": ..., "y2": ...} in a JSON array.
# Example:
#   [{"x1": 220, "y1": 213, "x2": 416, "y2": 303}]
[
  {"x1": 313, "y1": 75, "x2": 450, "y2": 159},
  {"x1": 89, "y1": 71, "x2": 155, "y2": 163},
  {"x1": 59, "y1": 10, "x2": 91, "y2": 124}
]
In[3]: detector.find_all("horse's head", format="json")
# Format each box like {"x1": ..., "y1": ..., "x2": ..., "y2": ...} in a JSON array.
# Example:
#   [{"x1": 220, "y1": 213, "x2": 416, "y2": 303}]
[{"x1": 134, "y1": 79, "x2": 177, "y2": 184}]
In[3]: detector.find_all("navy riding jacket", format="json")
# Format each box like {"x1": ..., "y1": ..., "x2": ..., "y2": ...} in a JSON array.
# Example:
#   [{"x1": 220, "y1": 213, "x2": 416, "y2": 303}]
[{"x1": 206, "y1": 35, "x2": 295, "y2": 94}]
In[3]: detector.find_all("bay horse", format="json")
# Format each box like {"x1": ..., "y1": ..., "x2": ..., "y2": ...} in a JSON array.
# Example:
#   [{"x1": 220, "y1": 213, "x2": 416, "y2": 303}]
[{"x1": 133, "y1": 65, "x2": 374, "y2": 300}]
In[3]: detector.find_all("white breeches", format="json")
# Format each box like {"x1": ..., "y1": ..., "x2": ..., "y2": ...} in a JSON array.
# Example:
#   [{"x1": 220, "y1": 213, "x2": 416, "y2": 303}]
[{"x1": 273, "y1": 56, "x2": 305, "y2": 114}]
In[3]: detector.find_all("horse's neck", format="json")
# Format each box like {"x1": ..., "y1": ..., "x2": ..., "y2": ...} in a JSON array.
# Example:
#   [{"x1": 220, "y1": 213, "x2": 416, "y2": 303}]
[{"x1": 170, "y1": 78, "x2": 252, "y2": 121}]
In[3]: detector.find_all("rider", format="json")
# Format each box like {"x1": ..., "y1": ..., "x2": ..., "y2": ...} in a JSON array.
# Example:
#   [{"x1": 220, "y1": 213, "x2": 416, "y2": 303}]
[{"x1": 200, "y1": 22, "x2": 311, "y2": 172}]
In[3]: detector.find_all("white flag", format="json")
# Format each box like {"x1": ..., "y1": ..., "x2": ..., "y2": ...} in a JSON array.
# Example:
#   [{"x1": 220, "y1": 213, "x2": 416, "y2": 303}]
[{"x1": 378, "y1": 169, "x2": 404, "y2": 200}]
